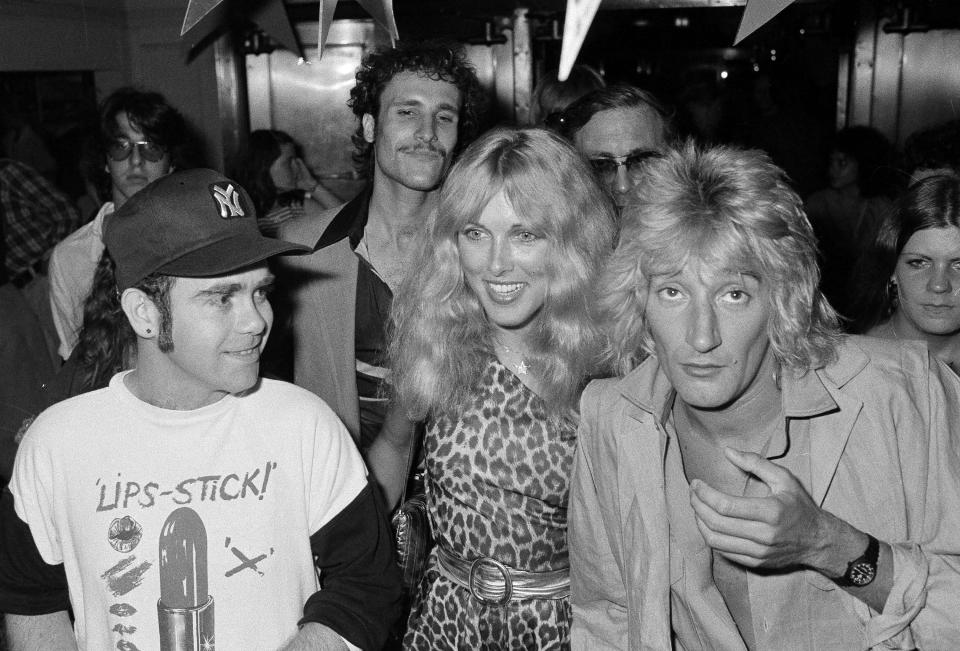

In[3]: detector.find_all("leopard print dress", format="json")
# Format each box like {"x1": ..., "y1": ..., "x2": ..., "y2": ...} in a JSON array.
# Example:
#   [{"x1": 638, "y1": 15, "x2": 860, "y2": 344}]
[{"x1": 402, "y1": 356, "x2": 576, "y2": 650}]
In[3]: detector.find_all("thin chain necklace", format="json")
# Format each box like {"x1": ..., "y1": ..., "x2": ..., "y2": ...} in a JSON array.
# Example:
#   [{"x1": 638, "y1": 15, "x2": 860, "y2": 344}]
[
  {"x1": 498, "y1": 341, "x2": 530, "y2": 375},
  {"x1": 890, "y1": 319, "x2": 901, "y2": 341},
  {"x1": 890, "y1": 316, "x2": 915, "y2": 342}
]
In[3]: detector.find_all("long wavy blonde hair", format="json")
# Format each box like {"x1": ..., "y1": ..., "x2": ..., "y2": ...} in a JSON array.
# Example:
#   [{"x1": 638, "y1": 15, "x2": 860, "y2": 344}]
[{"x1": 390, "y1": 127, "x2": 617, "y2": 420}]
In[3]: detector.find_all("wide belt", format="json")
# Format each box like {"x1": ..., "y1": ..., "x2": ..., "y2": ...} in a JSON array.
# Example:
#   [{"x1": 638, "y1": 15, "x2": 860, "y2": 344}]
[{"x1": 434, "y1": 544, "x2": 570, "y2": 605}]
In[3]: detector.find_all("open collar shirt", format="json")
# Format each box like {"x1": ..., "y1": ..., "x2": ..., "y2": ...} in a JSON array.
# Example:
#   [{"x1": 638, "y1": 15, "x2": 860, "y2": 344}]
[{"x1": 48, "y1": 201, "x2": 114, "y2": 359}]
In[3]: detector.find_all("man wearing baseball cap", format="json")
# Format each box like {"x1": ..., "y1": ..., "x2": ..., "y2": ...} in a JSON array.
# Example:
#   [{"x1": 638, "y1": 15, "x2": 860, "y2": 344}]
[{"x1": 1, "y1": 169, "x2": 401, "y2": 650}]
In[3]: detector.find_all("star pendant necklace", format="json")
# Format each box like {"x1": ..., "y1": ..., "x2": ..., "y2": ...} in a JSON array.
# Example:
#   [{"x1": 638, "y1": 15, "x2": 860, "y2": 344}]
[{"x1": 498, "y1": 341, "x2": 530, "y2": 375}]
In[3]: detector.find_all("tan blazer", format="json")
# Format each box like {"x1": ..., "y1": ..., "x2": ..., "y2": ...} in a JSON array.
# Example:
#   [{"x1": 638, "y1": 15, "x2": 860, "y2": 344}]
[
  {"x1": 277, "y1": 203, "x2": 361, "y2": 442},
  {"x1": 570, "y1": 336, "x2": 960, "y2": 650}
]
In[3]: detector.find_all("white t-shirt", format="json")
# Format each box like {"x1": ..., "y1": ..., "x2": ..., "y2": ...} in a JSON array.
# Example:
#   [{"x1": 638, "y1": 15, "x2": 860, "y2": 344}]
[{"x1": 11, "y1": 372, "x2": 367, "y2": 651}]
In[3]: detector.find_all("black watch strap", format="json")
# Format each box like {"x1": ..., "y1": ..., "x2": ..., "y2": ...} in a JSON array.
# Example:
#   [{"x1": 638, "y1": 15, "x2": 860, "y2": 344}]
[{"x1": 836, "y1": 534, "x2": 879, "y2": 587}]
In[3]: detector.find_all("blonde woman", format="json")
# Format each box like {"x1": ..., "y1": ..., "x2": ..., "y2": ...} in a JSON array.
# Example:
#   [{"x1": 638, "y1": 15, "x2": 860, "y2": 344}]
[{"x1": 369, "y1": 127, "x2": 616, "y2": 649}]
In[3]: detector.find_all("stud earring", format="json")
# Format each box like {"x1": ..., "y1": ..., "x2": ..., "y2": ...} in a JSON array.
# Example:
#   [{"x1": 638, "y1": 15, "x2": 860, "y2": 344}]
[{"x1": 146, "y1": 328, "x2": 152, "y2": 334}]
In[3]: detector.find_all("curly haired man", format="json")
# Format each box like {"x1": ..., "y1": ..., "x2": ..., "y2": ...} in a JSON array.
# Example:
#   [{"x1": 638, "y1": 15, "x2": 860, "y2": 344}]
[{"x1": 277, "y1": 41, "x2": 485, "y2": 451}]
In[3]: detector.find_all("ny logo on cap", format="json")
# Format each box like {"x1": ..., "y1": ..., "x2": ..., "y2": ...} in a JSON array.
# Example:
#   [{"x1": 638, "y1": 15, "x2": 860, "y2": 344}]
[{"x1": 211, "y1": 183, "x2": 245, "y2": 219}]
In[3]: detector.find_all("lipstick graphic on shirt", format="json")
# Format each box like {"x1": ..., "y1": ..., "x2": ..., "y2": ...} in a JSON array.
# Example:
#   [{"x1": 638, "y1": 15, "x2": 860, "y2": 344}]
[{"x1": 157, "y1": 507, "x2": 215, "y2": 650}]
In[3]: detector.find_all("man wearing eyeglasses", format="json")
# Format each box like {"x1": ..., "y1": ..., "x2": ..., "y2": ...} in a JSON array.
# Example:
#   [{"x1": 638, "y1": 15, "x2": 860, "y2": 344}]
[
  {"x1": 48, "y1": 87, "x2": 192, "y2": 361},
  {"x1": 559, "y1": 84, "x2": 673, "y2": 210}
]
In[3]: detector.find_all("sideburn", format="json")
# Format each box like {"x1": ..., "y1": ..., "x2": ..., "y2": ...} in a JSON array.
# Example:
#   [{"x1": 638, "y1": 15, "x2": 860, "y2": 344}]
[
  {"x1": 157, "y1": 313, "x2": 174, "y2": 353},
  {"x1": 139, "y1": 275, "x2": 175, "y2": 353},
  {"x1": 152, "y1": 294, "x2": 174, "y2": 353}
]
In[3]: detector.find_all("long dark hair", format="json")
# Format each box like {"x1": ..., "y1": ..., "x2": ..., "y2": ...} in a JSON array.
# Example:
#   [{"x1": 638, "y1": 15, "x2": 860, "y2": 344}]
[
  {"x1": 233, "y1": 129, "x2": 298, "y2": 217},
  {"x1": 74, "y1": 251, "x2": 175, "y2": 391},
  {"x1": 98, "y1": 86, "x2": 195, "y2": 170},
  {"x1": 847, "y1": 173, "x2": 960, "y2": 332},
  {"x1": 75, "y1": 251, "x2": 134, "y2": 391}
]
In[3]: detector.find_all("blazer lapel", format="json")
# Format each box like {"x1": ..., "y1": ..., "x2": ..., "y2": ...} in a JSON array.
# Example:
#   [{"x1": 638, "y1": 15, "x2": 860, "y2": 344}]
[
  {"x1": 808, "y1": 393, "x2": 861, "y2": 505},
  {"x1": 788, "y1": 345, "x2": 868, "y2": 506},
  {"x1": 617, "y1": 363, "x2": 672, "y2": 545},
  {"x1": 620, "y1": 401, "x2": 673, "y2": 648},
  {"x1": 620, "y1": 402, "x2": 669, "y2": 528}
]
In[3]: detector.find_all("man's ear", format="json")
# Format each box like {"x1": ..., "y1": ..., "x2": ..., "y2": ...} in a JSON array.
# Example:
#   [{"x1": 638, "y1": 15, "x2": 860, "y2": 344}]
[
  {"x1": 120, "y1": 288, "x2": 160, "y2": 341},
  {"x1": 362, "y1": 113, "x2": 376, "y2": 144}
]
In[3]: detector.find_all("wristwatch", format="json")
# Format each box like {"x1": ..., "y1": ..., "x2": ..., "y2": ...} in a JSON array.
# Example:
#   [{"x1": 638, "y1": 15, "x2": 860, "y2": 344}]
[{"x1": 835, "y1": 534, "x2": 879, "y2": 587}]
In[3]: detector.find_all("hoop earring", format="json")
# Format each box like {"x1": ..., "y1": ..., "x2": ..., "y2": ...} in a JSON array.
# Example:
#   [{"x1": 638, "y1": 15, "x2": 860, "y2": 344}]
[
  {"x1": 885, "y1": 278, "x2": 900, "y2": 321},
  {"x1": 887, "y1": 278, "x2": 899, "y2": 305}
]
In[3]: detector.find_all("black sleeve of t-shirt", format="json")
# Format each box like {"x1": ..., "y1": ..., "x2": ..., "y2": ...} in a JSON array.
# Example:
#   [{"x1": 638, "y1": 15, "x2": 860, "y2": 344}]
[
  {"x1": 0, "y1": 486, "x2": 70, "y2": 614},
  {"x1": 300, "y1": 480, "x2": 403, "y2": 651}
]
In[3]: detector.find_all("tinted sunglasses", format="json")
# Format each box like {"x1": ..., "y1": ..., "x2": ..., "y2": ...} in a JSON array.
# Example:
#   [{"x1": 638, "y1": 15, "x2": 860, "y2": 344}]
[
  {"x1": 107, "y1": 138, "x2": 167, "y2": 163},
  {"x1": 589, "y1": 150, "x2": 661, "y2": 176}
]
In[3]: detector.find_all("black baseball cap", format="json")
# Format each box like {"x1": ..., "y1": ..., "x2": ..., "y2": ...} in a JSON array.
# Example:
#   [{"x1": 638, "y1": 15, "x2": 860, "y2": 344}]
[{"x1": 104, "y1": 168, "x2": 309, "y2": 290}]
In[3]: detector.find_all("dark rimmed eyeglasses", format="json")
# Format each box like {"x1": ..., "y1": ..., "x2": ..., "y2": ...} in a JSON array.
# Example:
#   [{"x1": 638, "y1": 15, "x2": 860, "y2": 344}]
[
  {"x1": 107, "y1": 138, "x2": 167, "y2": 163},
  {"x1": 589, "y1": 150, "x2": 661, "y2": 176}
]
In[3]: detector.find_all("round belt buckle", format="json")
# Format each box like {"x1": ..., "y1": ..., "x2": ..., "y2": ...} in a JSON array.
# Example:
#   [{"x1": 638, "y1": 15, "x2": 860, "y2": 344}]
[{"x1": 468, "y1": 556, "x2": 513, "y2": 606}]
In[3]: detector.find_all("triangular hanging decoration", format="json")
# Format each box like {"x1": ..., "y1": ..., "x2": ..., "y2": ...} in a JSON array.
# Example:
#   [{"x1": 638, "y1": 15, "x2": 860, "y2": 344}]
[
  {"x1": 317, "y1": 0, "x2": 340, "y2": 61},
  {"x1": 317, "y1": 0, "x2": 398, "y2": 61},
  {"x1": 181, "y1": 0, "x2": 230, "y2": 54},
  {"x1": 734, "y1": 0, "x2": 797, "y2": 45},
  {"x1": 181, "y1": 0, "x2": 302, "y2": 60},
  {"x1": 181, "y1": 0, "x2": 225, "y2": 37},
  {"x1": 357, "y1": 0, "x2": 399, "y2": 41},
  {"x1": 249, "y1": 0, "x2": 302, "y2": 57},
  {"x1": 558, "y1": 0, "x2": 602, "y2": 82}
]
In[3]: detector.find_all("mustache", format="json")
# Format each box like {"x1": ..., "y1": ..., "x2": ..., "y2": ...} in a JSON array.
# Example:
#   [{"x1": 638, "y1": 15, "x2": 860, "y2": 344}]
[{"x1": 401, "y1": 143, "x2": 448, "y2": 157}]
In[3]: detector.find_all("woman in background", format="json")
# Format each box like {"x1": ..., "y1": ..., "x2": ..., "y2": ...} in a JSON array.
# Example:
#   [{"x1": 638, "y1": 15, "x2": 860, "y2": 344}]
[
  {"x1": 853, "y1": 173, "x2": 960, "y2": 373},
  {"x1": 369, "y1": 127, "x2": 616, "y2": 649},
  {"x1": 234, "y1": 129, "x2": 339, "y2": 236}
]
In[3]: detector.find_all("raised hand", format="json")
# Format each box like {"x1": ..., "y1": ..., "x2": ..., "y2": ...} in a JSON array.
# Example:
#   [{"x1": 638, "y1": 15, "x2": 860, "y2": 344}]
[
  {"x1": 291, "y1": 156, "x2": 318, "y2": 192},
  {"x1": 689, "y1": 448, "x2": 834, "y2": 571}
]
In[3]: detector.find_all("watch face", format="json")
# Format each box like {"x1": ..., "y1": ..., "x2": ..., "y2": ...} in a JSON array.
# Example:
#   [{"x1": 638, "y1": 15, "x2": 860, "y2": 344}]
[{"x1": 848, "y1": 561, "x2": 876, "y2": 586}]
